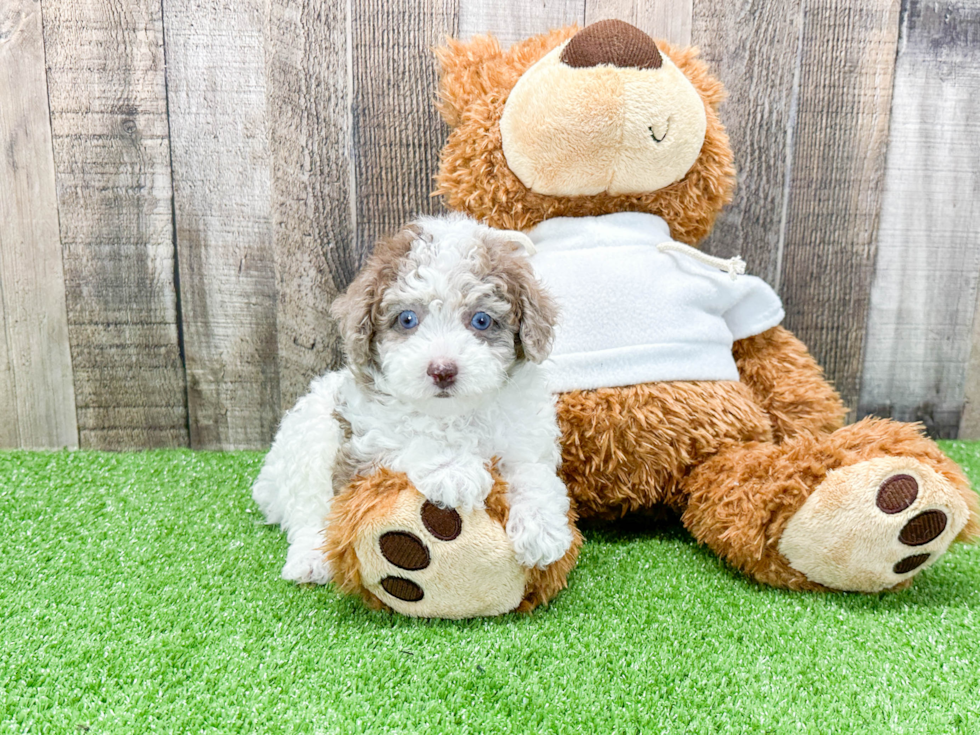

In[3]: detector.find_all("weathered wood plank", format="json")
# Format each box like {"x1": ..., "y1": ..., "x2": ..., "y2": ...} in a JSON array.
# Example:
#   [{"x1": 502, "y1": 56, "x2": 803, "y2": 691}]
[
  {"x1": 162, "y1": 0, "x2": 279, "y2": 449},
  {"x1": 693, "y1": 0, "x2": 802, "y2": 287},
  {"x1": 778, "y1": 0, "x2": 901, "y2": 419},
  {"x1": 351, "y1": 0, "x2": 460, "y2": 262},
  {"x1": 859, "y1": 0, "x2": 980, "y2": 439},
  {"x1": 41, "y1": 0, "x2": 188, "y2": 449},
  {"x1": 0, "y1": 296, "x2": 16, "y2": 447},
  {"x1": 265, "y1": 0, "x2": 350, "y2": 412},
  {"x1": 962, "y1": 280, "x2": 980, "y2": 439},
  {"x1": 586, "y1": 0, "x2": 692, "y2": 46},
  {"x1": 0, "y1": 0, "x2": 77, "y2": 449},
  {"x1": 459, "y1": 0, "x2": 584, "y2": 47}
]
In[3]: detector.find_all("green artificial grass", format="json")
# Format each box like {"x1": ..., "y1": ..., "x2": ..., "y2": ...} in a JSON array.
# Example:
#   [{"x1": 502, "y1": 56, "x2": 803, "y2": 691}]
[{"x1": 2, "y1": 444, "x2": 980, "y2": 734}]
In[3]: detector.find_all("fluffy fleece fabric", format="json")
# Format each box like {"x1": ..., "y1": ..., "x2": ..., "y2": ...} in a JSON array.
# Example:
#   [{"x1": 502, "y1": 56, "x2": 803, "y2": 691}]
[{"x1": 529, "y1": 211, "x2": 785, "y2": 392}]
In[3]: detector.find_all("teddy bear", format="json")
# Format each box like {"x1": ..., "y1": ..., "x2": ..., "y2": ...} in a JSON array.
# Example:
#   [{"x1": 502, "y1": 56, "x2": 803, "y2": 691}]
[{"x1": 319, "y1": 19, "x2": 978, "y2": 618}]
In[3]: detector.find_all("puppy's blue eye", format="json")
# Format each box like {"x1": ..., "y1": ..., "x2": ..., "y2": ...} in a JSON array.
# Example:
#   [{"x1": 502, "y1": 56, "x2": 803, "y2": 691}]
[
  {"x1": 470, "y1": 312, "x2": 492, "y2": 331},
  {"x1": 398, "y1": 310, "x2": 419, "y2": 329}
]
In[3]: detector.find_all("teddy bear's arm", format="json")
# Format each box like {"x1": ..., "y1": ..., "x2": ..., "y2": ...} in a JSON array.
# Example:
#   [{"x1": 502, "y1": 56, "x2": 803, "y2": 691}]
[{"x1": 733, "y1": 325, "x2": 847, "y2": 442}]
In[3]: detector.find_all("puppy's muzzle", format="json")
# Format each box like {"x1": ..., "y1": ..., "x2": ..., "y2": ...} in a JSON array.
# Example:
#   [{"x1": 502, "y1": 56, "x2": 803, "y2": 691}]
[{"x1": 427, "y1": 361, "x2": 458, "y2": 390}]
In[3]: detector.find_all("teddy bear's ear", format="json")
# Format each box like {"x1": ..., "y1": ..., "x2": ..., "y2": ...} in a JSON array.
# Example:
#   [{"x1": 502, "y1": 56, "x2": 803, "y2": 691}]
[
  {"x1": 435, "y1": 34, "x2": 505, "y2": 128},
  {"x1": 436, "y1": 27, "x2": 581, "y2": 129}
]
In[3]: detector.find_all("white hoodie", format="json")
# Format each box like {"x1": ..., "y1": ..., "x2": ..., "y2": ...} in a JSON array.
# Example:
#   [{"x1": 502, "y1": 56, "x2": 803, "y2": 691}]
[{"x1": 528, "y1": 212, "x2": 785, "y2": 393}]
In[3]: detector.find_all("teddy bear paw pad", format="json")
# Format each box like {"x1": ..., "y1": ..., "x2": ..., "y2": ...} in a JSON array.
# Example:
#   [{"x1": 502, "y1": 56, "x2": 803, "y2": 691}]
[
  {"x1": 354, "y1": 494, "x2": 528, "y2": 617},
  {"x1": 378, "y1": 531, "x2": 431, "y2": 570},
  {"x1": 379, "y1": 576, "x2": 425, "y2": 602},
  {"x1": 421, "y1": 501, "x2": 462, "y2": 540},
  {"x1": 778, "y1": 457, "x2": 970, "y2": 592}
]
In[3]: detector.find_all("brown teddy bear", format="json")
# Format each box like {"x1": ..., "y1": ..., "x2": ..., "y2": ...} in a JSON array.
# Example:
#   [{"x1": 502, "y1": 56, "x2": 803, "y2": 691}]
[{"x1": 322, "y1": 20, "x2": 978, "y2": 617}]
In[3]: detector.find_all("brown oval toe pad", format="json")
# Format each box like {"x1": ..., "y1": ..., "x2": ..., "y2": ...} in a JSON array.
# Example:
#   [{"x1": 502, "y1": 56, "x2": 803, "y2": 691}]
[
  {"x1": 893, "y1": 554, "x2": 930, "y2": 574},
  {"x1": 380, "y1": 576, "x2": 424, "y2": 602},
  {"x1": 379, "y1": 531, "x2": 431, "y2": 570},
  {"x1": 421, "y1": 501, "x2": 462, "y2": 540},
  {"x1": 876, "y1": 474, "x2": 919, "y2": 514},
  {"x1": 899, "y1": 510, "x2": 948, "y2": 546}
]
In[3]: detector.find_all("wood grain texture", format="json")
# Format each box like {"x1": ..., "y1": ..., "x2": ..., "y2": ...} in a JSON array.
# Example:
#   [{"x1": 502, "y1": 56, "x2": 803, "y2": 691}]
[
  {"x1": 778, "y1": 0, "x2": 901, "y2": 419},
  {"x1": 586, "y1": 0, "x2": 692, "y2": 46},
  {"x1": 351, "y1": 0, "x2": 460, "y2": 265},
  {"x1": 693, "y1": 0, "x2": 802, "y2": 286},
  {"x1": 0, "y1": 1, "x2": 77, "y2": 448},
  {"x1": 162, "y1": 0, "x2": 279, "y2": 449},
  {"x1": 265, "y1": 0, "x2": 350, "y2": 412},
  {"x1": 41, "y1": 0, "x2": 188, "y2": 449},
  {"x1": 4, "y1": 0, "x2": 977, "y2": 448},
  {"x1": 859, "y1": 0, "x2": 980, "y2": 439},
  {"x1": 459, "y1": 0, "x2": 584, "y2": 47},
  {"x1": 0, "y1": 287, "x2": 15, "y2": 446},
  {"x1": 962, "y1": 271, "x2": 980, "y2": 439}
]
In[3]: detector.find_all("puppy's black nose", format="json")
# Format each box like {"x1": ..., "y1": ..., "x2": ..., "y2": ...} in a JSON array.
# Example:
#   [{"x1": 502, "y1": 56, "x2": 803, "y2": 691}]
[{"x1": 427, "y1": 361, "x2": 458, "y2": 390}]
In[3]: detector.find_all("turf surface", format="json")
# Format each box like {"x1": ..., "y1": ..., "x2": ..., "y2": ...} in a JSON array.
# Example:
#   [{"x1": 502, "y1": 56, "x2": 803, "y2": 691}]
[{"x1": 2, "y1": 444, "x2": 980, "y2": 734}]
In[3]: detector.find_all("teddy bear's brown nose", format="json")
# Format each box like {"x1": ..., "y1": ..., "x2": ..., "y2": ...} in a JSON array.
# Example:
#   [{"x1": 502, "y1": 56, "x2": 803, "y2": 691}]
[{"x1": 560, "y1": 19, "x2": 663, "y2": 70}]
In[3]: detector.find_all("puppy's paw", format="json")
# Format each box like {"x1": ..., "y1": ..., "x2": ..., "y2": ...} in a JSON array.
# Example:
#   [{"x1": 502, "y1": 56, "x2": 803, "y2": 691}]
[
  {"x1": 506, "y1": 506, "x2": 574, "y2": 570},
  {"x1": 415, "y1": 462, "x2": 494, "y2": 513},
  {"x1": 281, "y1": 535, "x2": 332, "y2": 585}
]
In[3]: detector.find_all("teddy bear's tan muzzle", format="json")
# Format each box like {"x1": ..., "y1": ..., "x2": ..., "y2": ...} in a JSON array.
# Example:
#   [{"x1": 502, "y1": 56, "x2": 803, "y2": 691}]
[{"x1": 499, "y1": 20, "x2": 708, "y2": 197}]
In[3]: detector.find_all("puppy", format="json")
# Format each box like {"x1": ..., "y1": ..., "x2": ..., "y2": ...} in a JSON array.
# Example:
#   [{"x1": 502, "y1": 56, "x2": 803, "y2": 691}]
[{"x1": 252, "y1": 214, "x2": 574, "y2": 584}]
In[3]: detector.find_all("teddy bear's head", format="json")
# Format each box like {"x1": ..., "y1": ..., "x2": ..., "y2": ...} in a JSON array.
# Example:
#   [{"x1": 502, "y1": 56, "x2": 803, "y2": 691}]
[{"x1": 434, "y1": 20, "x2": 735, "y2": 244}]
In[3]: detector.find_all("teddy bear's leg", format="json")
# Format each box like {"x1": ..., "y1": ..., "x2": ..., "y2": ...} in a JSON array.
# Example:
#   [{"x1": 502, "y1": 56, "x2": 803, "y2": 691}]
[
  {"x1": 557, "y1": 381, "x2": 775, "y2": 520},
  {"x1": 681, "y1": 418, "x2": 979, "y2": 592},
  {"x1": 732, "y1": 326, "x2": 848, "y2": 441},
  {"x1": 322, "y1": 468, "x2": 582, "y2": 617}
]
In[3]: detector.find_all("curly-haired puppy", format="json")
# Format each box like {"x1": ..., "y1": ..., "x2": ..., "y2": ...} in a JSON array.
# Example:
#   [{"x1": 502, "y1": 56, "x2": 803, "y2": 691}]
[{"x1": 252, "y1": 214, "x2": 574, "y2": 584}]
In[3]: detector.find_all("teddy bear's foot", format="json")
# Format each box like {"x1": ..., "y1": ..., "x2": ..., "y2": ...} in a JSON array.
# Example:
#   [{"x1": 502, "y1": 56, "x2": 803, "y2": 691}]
[
  {"x1": 682, "y1": 418, "x2": 979, "y2": 592},
  {"x1": 779, "y1": 457, "x2": 973, "y2": 592},
  {"x1": 353, "y1": 492, "x2": 527, "y2": 617},
  {"x1": 322, "y1": 468, "x2": 581, "y2": 618}
]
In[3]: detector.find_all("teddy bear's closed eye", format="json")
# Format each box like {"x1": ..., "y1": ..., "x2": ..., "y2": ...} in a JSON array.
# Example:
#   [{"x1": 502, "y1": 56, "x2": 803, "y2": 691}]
[{"x1": 649, "y1": 120, "x2": 669, "y2": 143}]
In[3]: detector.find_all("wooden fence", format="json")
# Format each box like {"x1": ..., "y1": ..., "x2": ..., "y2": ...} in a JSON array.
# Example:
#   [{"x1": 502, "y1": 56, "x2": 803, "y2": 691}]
[{"x1": 0, "y1": 0, "x2": 978, "y2": 450}]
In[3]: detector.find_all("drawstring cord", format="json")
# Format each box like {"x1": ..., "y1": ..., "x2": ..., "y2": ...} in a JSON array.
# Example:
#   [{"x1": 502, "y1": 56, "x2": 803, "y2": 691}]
[
  {"x1": 499, "y1": 230, "x2": 537, "y2": 256},
  {"x1": 657, "y1": 241, "x2": 746, "y2": 280}
]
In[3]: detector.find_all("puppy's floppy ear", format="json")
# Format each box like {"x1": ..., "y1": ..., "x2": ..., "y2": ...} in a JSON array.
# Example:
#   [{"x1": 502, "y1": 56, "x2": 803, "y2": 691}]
[
  {"x1": 487, "y1": 233, "x2": 558, "y2": 363},
  {"x1": 330, "y1": 226, "x2": 418, "y2": 371}
]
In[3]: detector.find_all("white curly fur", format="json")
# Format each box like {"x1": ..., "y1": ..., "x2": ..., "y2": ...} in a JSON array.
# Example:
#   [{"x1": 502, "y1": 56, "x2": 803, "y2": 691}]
[{"x1": 252, "y1": 215, "x2": 573, "y2": 583}]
